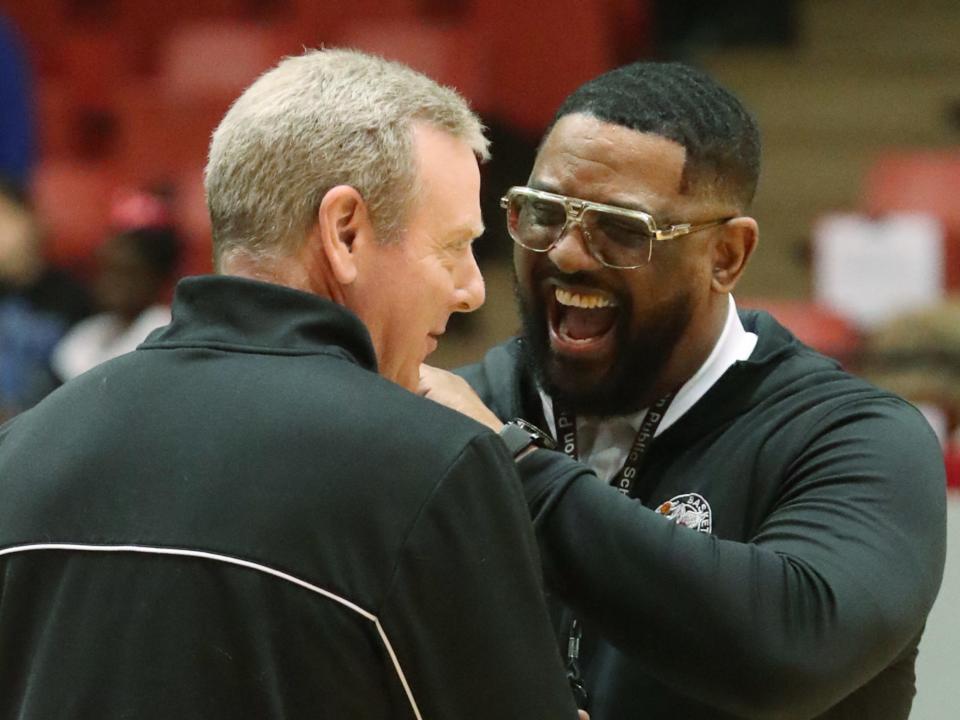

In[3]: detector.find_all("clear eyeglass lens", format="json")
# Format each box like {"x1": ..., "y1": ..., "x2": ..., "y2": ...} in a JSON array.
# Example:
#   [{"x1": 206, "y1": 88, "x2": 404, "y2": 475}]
[
  {"x1": 506, "y1": 192, "x2": 655, "y2": 268},
  {"x1": 584, "y1": 208, "x2": 654, "y2": 267},
  {"x1": 507, "y1": 193, "x2": 565, "y2": 250}
]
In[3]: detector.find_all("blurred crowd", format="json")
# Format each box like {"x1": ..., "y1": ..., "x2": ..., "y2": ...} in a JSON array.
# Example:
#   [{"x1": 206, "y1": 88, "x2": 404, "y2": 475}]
[
  {"x1": 0, "y1": 177, "x2": 181, "y2": 421},
  {"x1": 1, "y1": 1, "x2": 958, "y2": 469},
  {"x1": 0, "y1": 5, "x2": 182, "y2": 421}
]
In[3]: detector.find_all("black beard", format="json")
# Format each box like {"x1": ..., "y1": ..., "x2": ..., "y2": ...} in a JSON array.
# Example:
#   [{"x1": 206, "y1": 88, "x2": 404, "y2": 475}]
[{"x1": 515, "y1": 278, "x2": 695, "y2": 417}]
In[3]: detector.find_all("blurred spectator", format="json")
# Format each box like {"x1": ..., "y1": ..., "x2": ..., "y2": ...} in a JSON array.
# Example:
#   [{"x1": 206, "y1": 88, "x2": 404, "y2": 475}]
[
  {"x1": 858, "y1": 297, "x2": 960, "y2": 447},
  {"x1": 52, "y1": 191, "x2": 181, "y2": 381},
  {"x1": 0, "y1": 176, "x2": 90, "y2": 421},
  {"x1": 0, "y1": 12, "x2": 36, "y2": 185}
]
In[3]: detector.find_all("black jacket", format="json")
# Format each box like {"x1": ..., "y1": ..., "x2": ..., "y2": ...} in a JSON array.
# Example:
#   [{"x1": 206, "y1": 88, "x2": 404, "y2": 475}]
[
  {"x1": 0, "y1": 276, "x2": 579, "y2": 720},
  {"x1": 459, "y1": 310, "x2": 947, "y2": 719}
]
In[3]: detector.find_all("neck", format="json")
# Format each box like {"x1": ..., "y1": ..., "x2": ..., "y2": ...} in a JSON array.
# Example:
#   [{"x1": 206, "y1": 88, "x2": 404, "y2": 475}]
[{"x1": 217, "y1": 248, "x2": 336, "y2": 301}]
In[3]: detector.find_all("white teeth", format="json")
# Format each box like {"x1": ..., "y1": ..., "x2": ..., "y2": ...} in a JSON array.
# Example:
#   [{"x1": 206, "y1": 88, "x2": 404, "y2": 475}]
[{"x1": 555, "y1": 288, "x2": 616, "y2": 309}]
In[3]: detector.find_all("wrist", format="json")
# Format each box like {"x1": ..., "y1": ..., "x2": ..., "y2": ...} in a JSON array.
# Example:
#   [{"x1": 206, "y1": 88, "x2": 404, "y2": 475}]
[{"x1": 497, "y1": 418, "x2": 556, "y2": 461}]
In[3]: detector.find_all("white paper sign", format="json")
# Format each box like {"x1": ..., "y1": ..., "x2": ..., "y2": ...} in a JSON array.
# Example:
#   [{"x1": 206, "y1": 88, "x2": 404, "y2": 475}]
[{"x1": 812, "y1": 212, "x2": 945, "y2": 329}]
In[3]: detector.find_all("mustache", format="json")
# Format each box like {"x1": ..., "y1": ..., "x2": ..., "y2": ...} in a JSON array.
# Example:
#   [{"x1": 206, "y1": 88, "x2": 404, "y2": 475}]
[{"x1": 537, "y1": 269, "x2": 619, "y2": 298}]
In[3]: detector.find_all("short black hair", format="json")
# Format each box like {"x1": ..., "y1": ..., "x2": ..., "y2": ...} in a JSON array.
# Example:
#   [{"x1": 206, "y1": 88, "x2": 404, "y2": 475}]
[{"x1": 551, "y1": 61, "x2": 761, "y2": 208}]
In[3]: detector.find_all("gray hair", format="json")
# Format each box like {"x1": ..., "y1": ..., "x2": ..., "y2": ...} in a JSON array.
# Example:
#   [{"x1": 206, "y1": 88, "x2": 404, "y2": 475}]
[{"x1": 205, "y1": 48, "x2": 489, "y2": 268}]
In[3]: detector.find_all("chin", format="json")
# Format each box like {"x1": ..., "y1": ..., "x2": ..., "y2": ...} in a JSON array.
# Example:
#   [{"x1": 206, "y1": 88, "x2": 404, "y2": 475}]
[
  {"x1": 541, "y1": 354, "x2": 654, "y2": 417},
  {"x1": 544, "y1": 353, "x2": 613, "y2": 400},
  {"x1": 518, "y1": 287, "x2": 696, "y2": 417}
]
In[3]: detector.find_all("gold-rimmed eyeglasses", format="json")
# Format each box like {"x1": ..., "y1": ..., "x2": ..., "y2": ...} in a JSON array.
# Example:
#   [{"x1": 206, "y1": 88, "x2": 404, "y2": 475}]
[{"x1": 500, "y1": 186, "x2": 732, "y2": 270}]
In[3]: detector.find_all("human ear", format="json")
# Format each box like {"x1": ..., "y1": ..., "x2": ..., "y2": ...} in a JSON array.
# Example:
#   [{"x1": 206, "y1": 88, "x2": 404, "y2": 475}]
[
  {"x1": 710, "y1": 216, "x2": 759, "y2": 293},
  {"x1": 316, "y1": 185, "x2": 373, "y2": 286}
]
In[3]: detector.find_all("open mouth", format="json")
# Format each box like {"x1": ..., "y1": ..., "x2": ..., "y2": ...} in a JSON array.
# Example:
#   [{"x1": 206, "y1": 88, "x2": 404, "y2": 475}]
[{"x1": 547, "y1": 285, "x2": 619, "y2": 357}]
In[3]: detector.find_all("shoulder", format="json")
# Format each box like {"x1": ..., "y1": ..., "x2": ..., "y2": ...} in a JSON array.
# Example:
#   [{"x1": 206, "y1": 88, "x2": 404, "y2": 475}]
[
  {"x1": 733, "y1": 311, "x2": 940, "y2": 455},
  {"x1": 747, "y1": 349, "x2": 944, "y2": 490},
  {"x1": 762, "y1": 346, "x2": 934, "y2": 442},
  {"x1": 740, "y1": 308, "x2": 900, "y2": 409},
  {"x1": 336, "y1": 365, "x2": 506, "y2": 470}
]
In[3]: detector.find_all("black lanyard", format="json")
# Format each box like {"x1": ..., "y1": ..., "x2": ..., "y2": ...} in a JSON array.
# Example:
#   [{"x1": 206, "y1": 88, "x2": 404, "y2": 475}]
[
  {"x1": 552, "y1": 392, "x2": 674, "y2": 710},
  {"x1": 553, "y1": 392, "x2": 674, "y2": 496}
]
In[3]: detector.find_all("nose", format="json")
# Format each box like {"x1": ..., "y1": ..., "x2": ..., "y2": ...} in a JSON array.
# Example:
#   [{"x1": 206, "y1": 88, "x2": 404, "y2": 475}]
[
  {"x1": 454, "y1": 249, "x2": 486, "y2": 313},
  {"x1": 547, "y1": 220, "x2": 603, "y2": 274}
]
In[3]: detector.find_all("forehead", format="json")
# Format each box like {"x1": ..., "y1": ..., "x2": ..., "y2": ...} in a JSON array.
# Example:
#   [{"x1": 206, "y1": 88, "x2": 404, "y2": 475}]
[
  {"x1": 530, "y1": 113, "x2": 688, "y2": 213},
  {"x1": 407, "y1": 122, "x2": 483, "y2": 237}
]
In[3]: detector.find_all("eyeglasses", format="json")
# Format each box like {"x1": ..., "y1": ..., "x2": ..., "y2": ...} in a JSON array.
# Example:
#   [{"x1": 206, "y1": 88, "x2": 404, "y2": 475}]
[{"x1": 500, "y1": 186, "x2": 732, "y2": 269}]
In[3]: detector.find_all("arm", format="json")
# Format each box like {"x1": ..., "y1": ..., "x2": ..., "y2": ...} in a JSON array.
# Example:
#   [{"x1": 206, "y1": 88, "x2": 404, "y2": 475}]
[
  {"x1": 377, "y1": 432, "x2": 580, "y2": 720},
  {"x1": 517, "y1": 399, "x2": 947, "y2": 719}
]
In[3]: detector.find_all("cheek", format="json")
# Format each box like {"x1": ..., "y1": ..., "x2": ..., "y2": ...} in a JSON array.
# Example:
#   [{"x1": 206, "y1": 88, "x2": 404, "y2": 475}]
[
  {"x1": 411, "y1": 264, "x2": 452, "y2": 324},
  {"x1": 679, "y1": 254, "x2": 716, "y2": 303},
  {"x1": 618, "y1": 266, "x2": 681, "y2": 322}
]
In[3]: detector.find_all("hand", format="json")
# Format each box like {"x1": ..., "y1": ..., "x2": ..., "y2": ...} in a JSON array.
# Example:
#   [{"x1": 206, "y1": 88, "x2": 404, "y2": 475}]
[
  {"x1": 418, "y1": 364, "x2": 504, "y2": 433},
  {"x1": 578, "y1": 711, "x2": 589, "y2": 720}
]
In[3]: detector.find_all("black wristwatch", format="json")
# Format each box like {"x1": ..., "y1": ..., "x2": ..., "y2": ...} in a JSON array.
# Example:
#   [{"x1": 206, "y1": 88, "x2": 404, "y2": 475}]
[{"x1": 498, "y1": 418, "x2": 556, "y2": 460}]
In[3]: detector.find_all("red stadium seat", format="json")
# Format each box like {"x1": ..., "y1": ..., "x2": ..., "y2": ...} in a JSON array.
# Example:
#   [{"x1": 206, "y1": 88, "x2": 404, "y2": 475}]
[
  {"x1": 0, "y1": 0, "x2": 64, "y2": 75},
  {"x1": 290, "y1": 0, "x2": 418, "y2": 32},
  {"x1": 333, "y1": 18, "x2": 490, "y2": 114},
  {"x1": 738, "y1": 297, "x2": 862, "y2": 366},
  {"x1": 103, "y1": 1, "x2": 257, "y2": 70},
  {"x1": 946, "y1": 444, "x2": 960, "y2": 489},
  {"x1": 861, "y1": 151, "x2": 960, "y2": 289},
  {"x1": 35, "y1": 80, "x2": 76, "y2": 158},
  {"x1": 173, "y1": 166, "x2": 210, "y2": 241},
  {"x1": 31, "y1": 158, "x2": 119, "y2": 272},
  {"x1": 108, "y1": 83, "x2": 229, "y2": 185},
  {"x1": 157, "y1": 21, "x2": 299, "y2": 103},
  {"x1": 468, "y1": 0, "x2": 617, "y2": 133},
  {"x1": 171, "y1": 166, "x2": 214, "y2": 277},
  {"x1": 58, "y1": 30, "x2": 144, "y2": 98}
]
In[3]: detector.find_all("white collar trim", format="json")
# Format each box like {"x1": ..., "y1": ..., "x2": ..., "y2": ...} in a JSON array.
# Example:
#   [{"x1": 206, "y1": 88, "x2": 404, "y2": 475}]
[
  {"x1": 539, "y1": 295, "x2": 757, "y2": 438},
  {"x1": 656, "y1": 294, "x2": 757, "y2": 434}
]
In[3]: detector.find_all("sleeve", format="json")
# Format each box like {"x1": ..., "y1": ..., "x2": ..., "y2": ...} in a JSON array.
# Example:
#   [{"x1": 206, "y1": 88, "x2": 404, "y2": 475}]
[
  {"x1": 516, "y1": 397, "x2": 947, "y2": 719},
  {"x1": 377, "y1": 432, "x2": 581, "y2": 720}
]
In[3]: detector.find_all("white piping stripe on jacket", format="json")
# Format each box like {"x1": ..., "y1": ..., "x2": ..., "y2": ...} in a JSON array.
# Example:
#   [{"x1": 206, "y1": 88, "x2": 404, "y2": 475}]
[{"x1": 0, "y1": 543, "x2": 424, "y2": 720}]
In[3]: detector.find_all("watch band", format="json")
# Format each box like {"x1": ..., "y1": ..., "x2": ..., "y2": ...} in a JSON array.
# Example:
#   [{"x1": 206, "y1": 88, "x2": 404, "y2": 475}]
[{"x1": 498, "y1": 418, "x2": 556, "y2": 460}]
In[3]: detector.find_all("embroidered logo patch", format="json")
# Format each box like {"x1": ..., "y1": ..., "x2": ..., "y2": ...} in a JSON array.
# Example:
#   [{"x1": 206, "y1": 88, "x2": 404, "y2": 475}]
[{"x1": 656, "y1": 493, "x2": 712, "y2": 534}]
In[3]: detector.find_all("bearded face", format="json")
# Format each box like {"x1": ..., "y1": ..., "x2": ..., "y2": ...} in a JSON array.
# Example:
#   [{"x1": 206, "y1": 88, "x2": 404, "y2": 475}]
[
  {"x1": 515, "y1": 268, "x2": 695, "y2": 416},
  {"x1": 512, "y1": 114, "x2": 723, "y2": 416}
]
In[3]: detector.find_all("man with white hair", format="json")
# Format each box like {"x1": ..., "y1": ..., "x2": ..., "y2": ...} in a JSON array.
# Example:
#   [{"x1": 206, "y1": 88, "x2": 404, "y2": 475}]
[{"x1": 0, "y1": 49, "x2": 581, "y2": 719}]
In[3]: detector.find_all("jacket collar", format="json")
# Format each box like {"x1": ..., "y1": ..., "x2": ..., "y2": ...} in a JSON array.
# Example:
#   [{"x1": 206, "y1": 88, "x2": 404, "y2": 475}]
[{"x1": 142, "y1": 275, "x2": 378, "y2": 371}]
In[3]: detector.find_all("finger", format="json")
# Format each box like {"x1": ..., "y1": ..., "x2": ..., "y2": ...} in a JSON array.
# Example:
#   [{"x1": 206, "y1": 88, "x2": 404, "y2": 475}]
[{"x1": 417, "y1": 366, "x2": 432, "y2": 396}]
